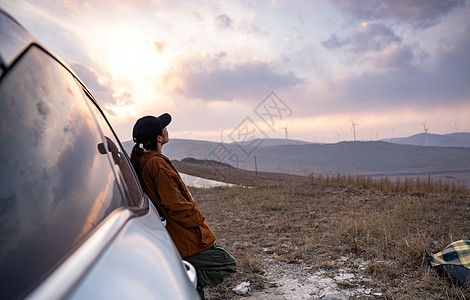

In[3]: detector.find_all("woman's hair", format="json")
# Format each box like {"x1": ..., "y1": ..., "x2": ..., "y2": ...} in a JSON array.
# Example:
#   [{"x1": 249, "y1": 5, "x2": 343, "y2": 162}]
[
  {"x1": 130, "y1": 139, "x2": 157, "y2": 181},
  {"x1": 130, "y1": 144, "x2": 144, "y2": 181}
]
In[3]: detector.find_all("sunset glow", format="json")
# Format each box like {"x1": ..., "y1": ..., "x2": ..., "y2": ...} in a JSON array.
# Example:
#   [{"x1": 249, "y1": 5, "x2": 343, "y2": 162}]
[{"x1": 2, "y1": 0, "x2": 469, "y2": 143}]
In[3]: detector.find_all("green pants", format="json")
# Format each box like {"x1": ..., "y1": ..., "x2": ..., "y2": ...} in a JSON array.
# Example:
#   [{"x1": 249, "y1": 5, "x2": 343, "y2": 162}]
[{"x1": 183, "y1": 243, "x2": 237, "y2": 299}]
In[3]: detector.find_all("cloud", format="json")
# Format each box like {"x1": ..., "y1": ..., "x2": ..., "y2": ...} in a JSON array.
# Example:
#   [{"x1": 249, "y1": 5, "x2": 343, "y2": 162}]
[
  {"x1": 70, "y1": 63, "x2": 135, "y2": 108},
  {"x1": 59, "y1": 0, "x2": 154, "y2": 12},
  {"x1": 70, "y1": 63, "x2": 115, "y2": 104},
  {"x1": 321, "y1": 34, "x2": 350, "y2": 50},
  {"x1": 322, "y1": 22, "x2": 401, "y2": 53},
  {"x1": 371, "y1": 44, "x2": 414, "y2": 69},
  {"x1": 239, "y1": 20, "x2": 268, "y2": 36},
  {"x1": 431, "y1": 27, "x2": 470, "y2": 96},
  {"x1": 149, "y1": 40, "x2": 165, "y2": 53},
  {"x1": 352, "y1": 23, "x2": 401, "y2": 53},
  {"x1": 312, "y1": 13, "x2": 470, "y2": 117},
  {"x1": 323, "y1": 38, "x2": 470, "y2": 113},
  {"x1": 186, "y1": 10, "x2": 202, "y2": 21},
  {"x1": 322, "y1": 22, "x2": 414, "y2": 69},
  {"x1": 114, "y1": 92, "x2": 135, "y2": 106},
  {"x1": 162, "y1": 54, "x2": 304, "y2": 101},
  {"x1": 329, "y1": 0, "x2": 466, "y2": 28},
  {"x1": 215, "y1": 14, "x2": 233, "y2": 29}
]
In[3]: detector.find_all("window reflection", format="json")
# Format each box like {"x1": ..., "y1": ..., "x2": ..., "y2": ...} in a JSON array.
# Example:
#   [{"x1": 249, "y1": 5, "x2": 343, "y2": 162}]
[{"x1": 0, "y1": 46, "x2": 123, "y2": 299}]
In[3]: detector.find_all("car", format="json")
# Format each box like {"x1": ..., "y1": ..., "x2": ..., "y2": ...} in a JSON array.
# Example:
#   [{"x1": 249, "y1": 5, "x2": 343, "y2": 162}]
[{"x1": 0, "y1": 9, "x2": 199, "y2": 300}]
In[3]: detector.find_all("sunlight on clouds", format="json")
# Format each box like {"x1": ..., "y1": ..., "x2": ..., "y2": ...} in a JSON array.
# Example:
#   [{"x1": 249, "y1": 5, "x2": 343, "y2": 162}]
[
  {"x1": 104, "y1": 104, "x2": 140, "y2": 118},
  {"x1": 149, "y1": 40, "x2": 165, "y2": 53},
  {"x1": 371, "y1": 43, "x2": 414, "y2": 69},
  {"x1": 61, "y1": 0, "x2": 91, "y2": 12},
  {"x1": 79, "y1": 19, "x2": 178, "y2": 124}
]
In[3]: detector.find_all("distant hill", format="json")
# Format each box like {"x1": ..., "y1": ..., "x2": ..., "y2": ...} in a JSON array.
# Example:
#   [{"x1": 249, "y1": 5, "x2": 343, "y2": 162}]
[
  {"x1": 246, "y1": 141, "x2": 470, "y2": 180},
  {"x1": 233, "y1": 138, "x2": 313, "y2": 147},
  {"x1": 122, "y1": 138, "x2": 312, "y2": 157},
  {"x1": 122, "y1": 138, "x2": 470, "y2": 186},
  {"x1": 382, "y1": 132, "x2": 470, "y2": 148}
]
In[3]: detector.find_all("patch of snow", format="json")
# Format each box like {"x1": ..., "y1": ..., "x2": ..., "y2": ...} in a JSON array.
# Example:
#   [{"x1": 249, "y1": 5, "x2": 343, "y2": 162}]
[
  {"x1": 233, "y1": 282, "x2": 251, "y2": 296},
  {"x1": 243, "y1": 256, "x2": 384, "y2": 299},
  {"x1": 319, "y1": 289, "x2": 347, "y2": 300},
  {"x1": 179, "y1": 173, "x2": 236, "y2": 188},
  {"x1": 333, "y1": 273, "x2": 354, "y2": 281}
]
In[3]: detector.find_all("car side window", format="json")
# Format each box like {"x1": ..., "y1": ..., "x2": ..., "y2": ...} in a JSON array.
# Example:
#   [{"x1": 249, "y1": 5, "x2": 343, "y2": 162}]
[
  {"x1": 87, "y1": 102, "x2": 143, "y2": 207},
  {"x1": 0, "y1": 46, "x2": 124, "y2": 299}
]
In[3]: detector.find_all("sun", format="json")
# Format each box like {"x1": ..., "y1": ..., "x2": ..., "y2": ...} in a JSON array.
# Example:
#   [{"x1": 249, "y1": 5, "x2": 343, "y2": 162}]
[{"x1": 88, "y1": 23, "x2": 173, "y2": 89}]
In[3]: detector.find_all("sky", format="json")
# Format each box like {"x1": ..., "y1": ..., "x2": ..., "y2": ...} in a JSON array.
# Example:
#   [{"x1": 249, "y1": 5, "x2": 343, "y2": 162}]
[{"x1": 2, "y1": 0, "x2": 470, "y2": 143}]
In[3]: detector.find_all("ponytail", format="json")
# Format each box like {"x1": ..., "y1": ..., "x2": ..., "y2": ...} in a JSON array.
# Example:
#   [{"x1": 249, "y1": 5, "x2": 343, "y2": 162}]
[
  {"x1": 130, "y1": 143, "x2": 144, "y2": 181},
  {"x1": 130, "y1": 139, "x2": 158, "y2": 181}
]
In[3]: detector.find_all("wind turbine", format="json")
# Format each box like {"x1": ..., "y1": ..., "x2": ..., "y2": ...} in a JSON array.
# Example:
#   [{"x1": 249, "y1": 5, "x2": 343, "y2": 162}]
[
  {"x1": 279, "y1": 123, "x2": 288, "y2": 144},
  {"x1": 423, "y1": 124, "x2": 429, "y2": 146},
  {"x1": 351, "y1": 119, "x2": 358, "y2": 141},
  {"x1": 219, "y1": 129, "x2": 224, "y2": 143},
  {"x1": 454, "y1": 122, "x2": 458, "y2": 133}
]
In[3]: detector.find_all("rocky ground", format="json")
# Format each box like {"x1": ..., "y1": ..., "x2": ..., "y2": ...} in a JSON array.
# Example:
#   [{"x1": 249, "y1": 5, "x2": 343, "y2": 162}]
[{"x1": 234, "y1": 257, "x2": 385, "y2": 300}]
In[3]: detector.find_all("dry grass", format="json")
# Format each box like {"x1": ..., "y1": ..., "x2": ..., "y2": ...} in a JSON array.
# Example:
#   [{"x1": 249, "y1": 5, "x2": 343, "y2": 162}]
[{"x1": 176, "y1": 159, "x2": 470, "y2": 299}]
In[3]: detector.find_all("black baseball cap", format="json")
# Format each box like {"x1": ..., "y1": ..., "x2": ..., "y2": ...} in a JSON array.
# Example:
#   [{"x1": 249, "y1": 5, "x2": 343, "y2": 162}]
[{"x1": 132, "y1": 113, "x2": 171, "y2": 144}]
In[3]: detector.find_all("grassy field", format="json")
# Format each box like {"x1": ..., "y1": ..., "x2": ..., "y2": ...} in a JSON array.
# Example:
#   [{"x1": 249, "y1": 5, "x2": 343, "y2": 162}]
[{"x1": 174, "y1": 159, "x2": 470, "y2": 299}]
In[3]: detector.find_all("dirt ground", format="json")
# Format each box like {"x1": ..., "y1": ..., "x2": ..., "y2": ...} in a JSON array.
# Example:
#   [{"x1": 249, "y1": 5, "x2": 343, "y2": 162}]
[{"x1": 175, "y1": 159, "x2": 470, "y2": 299}]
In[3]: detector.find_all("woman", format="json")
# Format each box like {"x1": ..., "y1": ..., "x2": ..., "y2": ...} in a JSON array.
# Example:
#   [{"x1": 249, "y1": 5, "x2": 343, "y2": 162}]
[{"x1": 130, "y1": 113, "x2": 236, "y2": 299}]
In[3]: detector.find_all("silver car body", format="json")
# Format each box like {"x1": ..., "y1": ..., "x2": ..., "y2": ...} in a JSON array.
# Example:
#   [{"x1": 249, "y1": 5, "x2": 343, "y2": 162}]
[{"x1": 30, "y1": 203, "x2": 198, "y2": 300}]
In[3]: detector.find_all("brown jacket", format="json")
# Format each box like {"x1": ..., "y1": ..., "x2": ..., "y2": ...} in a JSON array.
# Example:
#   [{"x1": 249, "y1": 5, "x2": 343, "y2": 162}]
[{"x1": 139, "y1": 151, "x2": 215, "y2": 257}]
